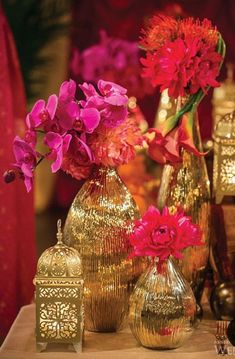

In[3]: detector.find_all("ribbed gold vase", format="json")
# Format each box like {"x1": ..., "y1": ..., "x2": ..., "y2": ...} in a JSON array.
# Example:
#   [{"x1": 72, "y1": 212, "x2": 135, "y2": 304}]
[
  {"x1": 129, "y1": 258, "x2": 196, "y2": 349},
  {"x1": 64, "y1": 166, "x2": 144, "y2": 332},
  {"x1": 157, "y1": 108, "x2": 210, "y2": 309}
]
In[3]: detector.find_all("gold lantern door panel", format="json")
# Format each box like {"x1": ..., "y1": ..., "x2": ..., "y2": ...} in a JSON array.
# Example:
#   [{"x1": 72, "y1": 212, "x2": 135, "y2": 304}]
[{"x1": 35, "y1": 281, "x2": 83, "y2": 352}]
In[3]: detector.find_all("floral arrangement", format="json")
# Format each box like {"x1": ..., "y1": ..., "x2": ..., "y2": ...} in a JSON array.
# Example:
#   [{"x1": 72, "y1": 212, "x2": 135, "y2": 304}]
[
  {"x1": 140, "y1": 15, "x2": 226, "y2": 163},
  {"x1": 129, "y1": 205, "x2": 202, "y2": 266},
  {"x1": 70, "y1": 30, "x2": 153, "y2": 99},
  {"x1": 4, "y1": 79, "x2": 142, "y2": 191}
]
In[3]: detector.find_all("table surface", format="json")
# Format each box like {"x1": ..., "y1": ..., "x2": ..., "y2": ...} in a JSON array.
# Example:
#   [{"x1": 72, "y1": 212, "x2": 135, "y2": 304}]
[{"x1": 0, "y1": 304, "x2": 220, "y2": 359}]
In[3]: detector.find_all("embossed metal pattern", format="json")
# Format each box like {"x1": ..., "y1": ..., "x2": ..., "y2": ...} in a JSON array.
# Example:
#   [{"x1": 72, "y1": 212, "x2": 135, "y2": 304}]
[
  {"x1": 157, "y1": 112, "x2": 210, "y2": 304},
  {"x1": 64, "y1": 167, "x2": 145, "y2": 332},
  {"x1": 129, "y1": 259, "x2": 196, "y2": 349}
]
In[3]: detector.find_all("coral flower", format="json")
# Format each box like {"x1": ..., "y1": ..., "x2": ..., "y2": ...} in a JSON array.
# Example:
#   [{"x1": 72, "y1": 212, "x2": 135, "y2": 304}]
[
  {"x1": 88, "y1": 116, "x2": 143, "y2": 167},
  {"x1": 140, "y1": 14, "x2": 179, "y2": 51}
]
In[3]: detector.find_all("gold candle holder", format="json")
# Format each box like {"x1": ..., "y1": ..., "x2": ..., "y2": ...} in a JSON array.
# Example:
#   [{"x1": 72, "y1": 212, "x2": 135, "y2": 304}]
[
  {"x1": 34, "y1": 220, "x2": 84, "y2": 352},
  {"x1": 213, "y1": 111, "x2": 235, "y2": 204}
]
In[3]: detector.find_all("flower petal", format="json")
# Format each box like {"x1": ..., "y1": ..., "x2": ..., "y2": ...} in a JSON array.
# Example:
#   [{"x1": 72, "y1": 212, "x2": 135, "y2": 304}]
[
  {"x1": 80, "y1": 108, "x2": 100, "y2": 133},
  {"x1": 47, "y1": 94, "x2": 58, "y2": 120}
]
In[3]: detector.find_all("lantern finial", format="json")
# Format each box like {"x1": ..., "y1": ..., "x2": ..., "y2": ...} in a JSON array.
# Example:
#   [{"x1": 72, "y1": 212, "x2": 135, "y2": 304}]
[{"x1": 57, "y1": 219, "x2": 63, "y2": 244}]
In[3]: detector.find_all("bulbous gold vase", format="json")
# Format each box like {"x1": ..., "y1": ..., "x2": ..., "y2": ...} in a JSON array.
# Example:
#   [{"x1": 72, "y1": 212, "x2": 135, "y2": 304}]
[
  {"x1": 129, "y1": 258, "x2": 196, "y2": 349},
  {"x1": 64, "y1": 166, "x2": 145, "y2": 332}
]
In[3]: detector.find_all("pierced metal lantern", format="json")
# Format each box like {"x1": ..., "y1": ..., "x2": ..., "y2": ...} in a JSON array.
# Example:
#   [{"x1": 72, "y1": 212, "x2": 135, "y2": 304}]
[
  {"x1": 212, "y1": 63, "x2": 235, "y2": 130},
  {"x1": 213, "y1": 111, "x2": 235, "y2": 204},
  {"x1": 34, "y1": 220, "x2": 84, "y2": 353}
]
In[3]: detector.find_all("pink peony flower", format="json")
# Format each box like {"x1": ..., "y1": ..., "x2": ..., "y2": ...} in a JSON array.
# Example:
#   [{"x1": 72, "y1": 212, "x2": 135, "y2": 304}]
[
  {"x1": 13, "y1": 136, "x2": 37, "y2": 192},
  {"x1": 129, "y1": 206, "x2": 202, "y2": 263}
]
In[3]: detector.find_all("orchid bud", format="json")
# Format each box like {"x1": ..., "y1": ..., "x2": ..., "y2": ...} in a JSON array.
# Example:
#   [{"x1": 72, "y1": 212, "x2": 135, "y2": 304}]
[{"x1": 3, "y1": 170, "x2": 16, "y2": 183}]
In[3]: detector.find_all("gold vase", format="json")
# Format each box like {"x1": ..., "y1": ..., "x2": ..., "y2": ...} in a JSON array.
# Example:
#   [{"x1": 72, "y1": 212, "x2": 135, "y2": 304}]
[
  {"x1": 157, "y1": 103, "x2": 210, "y2": 309},
  {"x1": 64, "y1": 166, "x2": 144, "y2": 332},
  {"x1": 129, "y1": 258, "x2": 196, "y2": 349}
]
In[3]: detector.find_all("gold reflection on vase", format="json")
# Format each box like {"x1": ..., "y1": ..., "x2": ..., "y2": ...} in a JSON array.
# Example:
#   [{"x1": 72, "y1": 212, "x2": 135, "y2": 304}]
[
  {"x1": 64, "y1": 166, "x2": 145, "y2": 332},
  {"x1": 157, "y1": 108, "x2": 210, "y2": 305},
  {"x1": 129, "y1": 258, "x2": 196, "y2": 349}
]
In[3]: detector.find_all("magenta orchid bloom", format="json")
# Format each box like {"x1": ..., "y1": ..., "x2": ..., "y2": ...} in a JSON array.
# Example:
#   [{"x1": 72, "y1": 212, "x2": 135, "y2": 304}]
[
  {"x1": 80, "y1": 80, "x2": 128, "y2": 128},
  {"x1": 55, "y1": 80, "x2": 80, "y2": 132},
  {"x1": 44, "y1": 132, "x2": 72, "y2": 172},
  {"x1": 5, "y1": 78, "x2": 137, "y2": 191},
  {"x1": 13, "y1": 136, "x2": 37, "y2": 192},
  {"x1": 98, "y1": 80, "x2": 128, "y2": 106},
  {"x1": 59, "y1": 79, "x2": 77, "y2": 102},
  {"x1": 79, "y1": 108, "x2": 100, "y2": 133},
  {"x1": 26, "y1": 95, "x2": 58, "y2": 129}
]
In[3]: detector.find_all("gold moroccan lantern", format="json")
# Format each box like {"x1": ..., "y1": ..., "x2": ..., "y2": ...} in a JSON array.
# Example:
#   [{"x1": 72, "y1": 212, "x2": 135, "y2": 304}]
[
  {"x1": 213, "y1": 111, "x2": 235, "y2": 204},
  {"x1": 212, "y1": 63, "x2": 235, "y2": 130},
  {"x1": 34, "y1": 220, "x2": 84, "y2": 353}
]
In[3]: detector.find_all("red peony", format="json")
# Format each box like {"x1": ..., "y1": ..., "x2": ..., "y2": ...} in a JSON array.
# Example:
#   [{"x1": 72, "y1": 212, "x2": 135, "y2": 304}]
[
  {"x1": 141, "y1": 37, "x2": 222, "y2": 99},
  {"x1": 140, "y1": 14, "x2": 225, "y2": 164},
  {"x1": 129, "y1": 206, "x2": 202, "y2": 263}
]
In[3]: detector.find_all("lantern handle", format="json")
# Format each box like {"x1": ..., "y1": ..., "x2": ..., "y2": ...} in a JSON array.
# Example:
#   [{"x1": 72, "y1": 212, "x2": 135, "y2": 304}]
[{"x1": 57, "y1": 219, "x2": 63, "y2": 244}]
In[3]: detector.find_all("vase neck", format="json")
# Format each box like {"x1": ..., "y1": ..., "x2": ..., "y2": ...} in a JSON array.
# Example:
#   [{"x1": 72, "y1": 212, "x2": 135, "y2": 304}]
[
  {"x1": 150, "y1": 257, "x2": 177, "y2": 275},
  {"x1": 92, "y1": 165, "x2": 117, "y2": 178}
]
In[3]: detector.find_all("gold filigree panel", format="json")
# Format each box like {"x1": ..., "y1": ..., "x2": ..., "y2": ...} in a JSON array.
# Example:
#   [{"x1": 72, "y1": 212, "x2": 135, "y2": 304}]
[
  {"x1": 39, "y1": 287, "x2": 80, "y2": 299},
  {"x1": 39, "y1": 302, "x2": 79, "y2": 340},
  {"x1": 220, "y1": 159, "x2": 235, "y2": 190}
]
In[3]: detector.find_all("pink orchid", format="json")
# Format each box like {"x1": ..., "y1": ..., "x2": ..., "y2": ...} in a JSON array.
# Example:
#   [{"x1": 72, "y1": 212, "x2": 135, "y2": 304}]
[
  {"x1": 70, "y1": 30, "x2": 153, "y2": 99},
  {"x1": 78, "y1": 108, "x2": 100, "y2": 133},
  {"x1": 13, "y1": 136, "x2": 37, "y2": 192},
  {"x1": 44, "y1": 132, "x2": 72, "y2": 172},
  {"x1": 5, "y1": 78, "x2": 141, "y2": 191},
  {"x1": 98, "y1": 80, "x2": 128, "y2": 106},
  {"x1": 55, "y1": 80, "x2": 80, "y2": 132},
  {"x1": 59, "y1": 79, "x2": 77, "y2": 102},
  {"x1": 79, "y1": 83, "x2": 99, "y2": 99},
  {"x1": 80, "y1": 80, "x2": 128, "y2": 128},
  {"x1": 26, "y1": 95, "x2": 58, "y2": 129}
]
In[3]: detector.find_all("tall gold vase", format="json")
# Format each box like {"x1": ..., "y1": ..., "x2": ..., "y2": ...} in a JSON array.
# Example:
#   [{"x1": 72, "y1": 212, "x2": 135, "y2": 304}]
[
  {"x1": 157, "y1": 104, "x2": 210, "y2": 310},
  {"x1": 64, "y1": 166, "x2": 144, "y2": 332}
]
